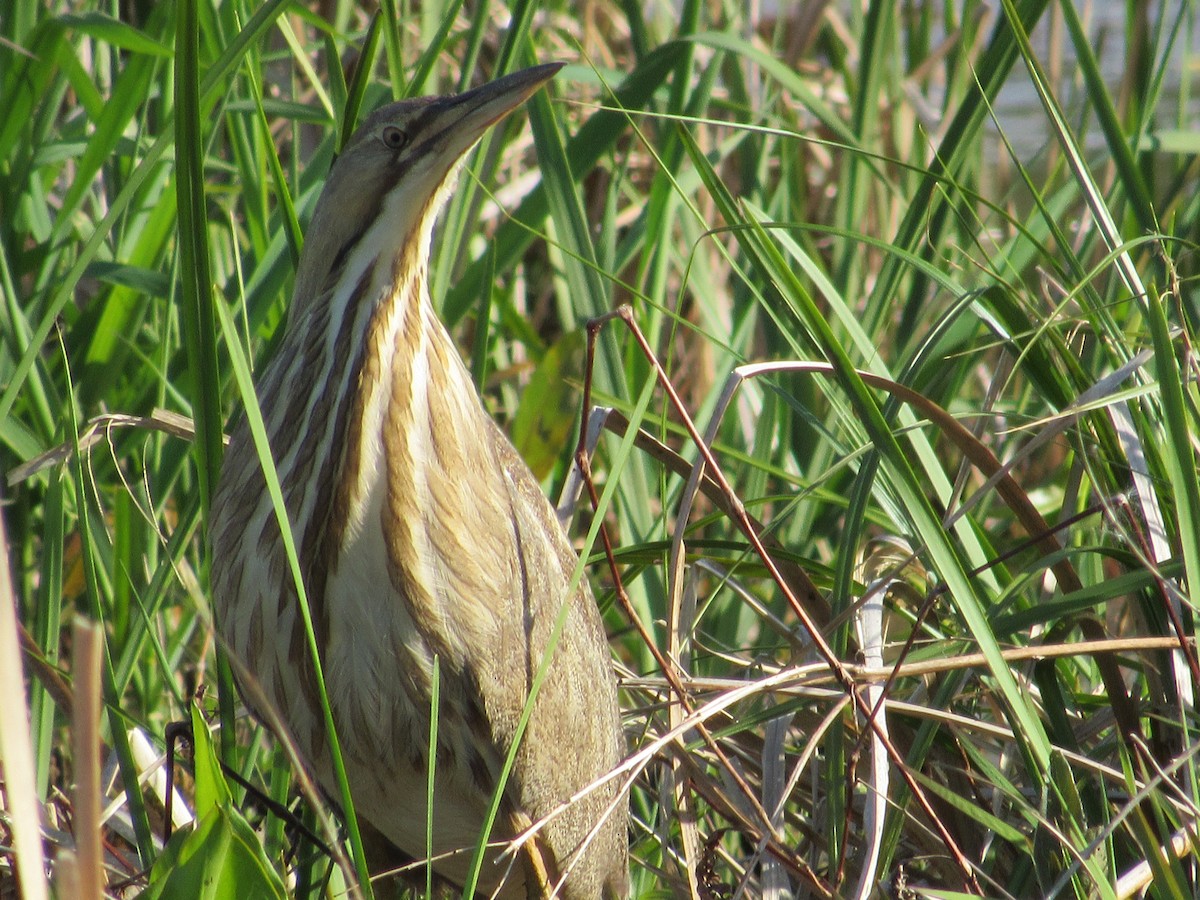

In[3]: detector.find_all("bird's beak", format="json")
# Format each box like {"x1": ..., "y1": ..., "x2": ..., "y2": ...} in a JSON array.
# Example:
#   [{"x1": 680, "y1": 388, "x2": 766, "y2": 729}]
[{"x1": 431, "y1": 62, "x2": 564, "y2": 161}]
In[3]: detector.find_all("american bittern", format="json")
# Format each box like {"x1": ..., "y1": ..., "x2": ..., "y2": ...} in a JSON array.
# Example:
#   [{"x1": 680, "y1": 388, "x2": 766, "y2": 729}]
[{"x1": 209, "y1": 64, "x2": 628, "y2": 898}]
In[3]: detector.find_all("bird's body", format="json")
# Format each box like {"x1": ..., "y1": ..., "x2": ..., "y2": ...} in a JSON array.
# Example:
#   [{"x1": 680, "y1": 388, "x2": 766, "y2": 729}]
[{"x1": 209, "y1": 65, "x2": 627, "y2": 898}]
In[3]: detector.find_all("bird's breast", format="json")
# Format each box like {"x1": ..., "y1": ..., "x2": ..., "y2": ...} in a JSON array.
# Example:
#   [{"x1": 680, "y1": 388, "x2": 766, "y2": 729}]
[{"x1": 321, "y1": 276, "x2": 504, "y2": 750}]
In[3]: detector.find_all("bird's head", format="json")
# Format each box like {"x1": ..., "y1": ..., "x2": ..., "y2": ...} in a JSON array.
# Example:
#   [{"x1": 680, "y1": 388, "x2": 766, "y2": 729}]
[{"x1": 291, "y1": 62, "x2": 563, "y2": 323}]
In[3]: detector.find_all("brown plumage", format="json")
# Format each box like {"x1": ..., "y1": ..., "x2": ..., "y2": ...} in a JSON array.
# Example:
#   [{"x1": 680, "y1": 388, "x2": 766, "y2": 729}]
[{"x1": 209, "y1": 64, "x2": 628, "y2": 898}]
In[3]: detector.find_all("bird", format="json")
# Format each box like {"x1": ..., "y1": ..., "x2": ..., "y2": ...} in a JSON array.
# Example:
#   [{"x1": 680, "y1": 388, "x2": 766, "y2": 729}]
[{"x1": 208, "y1": 63, "x2": 628, "y2": 899}]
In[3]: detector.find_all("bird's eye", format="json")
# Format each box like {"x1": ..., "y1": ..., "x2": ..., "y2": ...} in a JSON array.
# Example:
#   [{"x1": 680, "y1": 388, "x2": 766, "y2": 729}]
[{"x1": 381, "y1": 125, "x2": 408, "y2": 151}]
